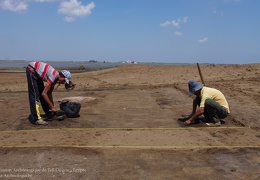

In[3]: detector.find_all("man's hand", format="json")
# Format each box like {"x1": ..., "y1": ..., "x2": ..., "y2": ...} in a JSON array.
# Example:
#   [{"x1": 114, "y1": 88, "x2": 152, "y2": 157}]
[
  {"x1": 51, "y1": 107, "x2": 58, "y2": 112},
  {"x1": 184, "y1": 119, "x2": 193, "y2": 125},
  {"x1": 183, "y1": 107, "x2": 204, "y2": 126}
]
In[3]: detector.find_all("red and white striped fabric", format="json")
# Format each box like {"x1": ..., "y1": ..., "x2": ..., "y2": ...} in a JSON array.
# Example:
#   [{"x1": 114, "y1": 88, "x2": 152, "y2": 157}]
[{"x1": 29, "y1": 61, "x2": 59, "y2": 85}]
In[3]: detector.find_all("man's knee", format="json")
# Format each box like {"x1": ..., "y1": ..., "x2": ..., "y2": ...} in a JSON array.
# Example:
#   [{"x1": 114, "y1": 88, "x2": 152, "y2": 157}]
[{"x1": 205, "y1": 98, "x2": 213, "y2": 106}]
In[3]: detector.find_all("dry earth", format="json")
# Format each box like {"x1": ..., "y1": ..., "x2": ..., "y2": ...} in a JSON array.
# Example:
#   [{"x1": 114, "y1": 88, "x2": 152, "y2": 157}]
[{"x1": 0, "y1": 64, "x2": 259, "y2": 179}]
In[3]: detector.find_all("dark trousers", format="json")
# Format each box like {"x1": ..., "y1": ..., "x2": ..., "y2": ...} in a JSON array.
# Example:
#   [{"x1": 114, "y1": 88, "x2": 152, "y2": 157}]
[
  {"x1": 26, "y1": 67, "x2": 51, "y2": 124},
  {"x1": 196, "y1": 97, "x2": 228, "y2": 123}
]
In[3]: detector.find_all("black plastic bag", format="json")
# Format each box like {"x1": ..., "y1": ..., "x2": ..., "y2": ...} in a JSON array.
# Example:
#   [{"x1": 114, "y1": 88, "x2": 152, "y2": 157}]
[{"x1": 60, "y1": 100, "x2": 81, "y2": 118}]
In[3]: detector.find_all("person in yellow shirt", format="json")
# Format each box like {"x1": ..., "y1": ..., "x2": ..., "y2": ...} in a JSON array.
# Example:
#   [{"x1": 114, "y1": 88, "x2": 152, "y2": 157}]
[{"x1": 182, "y1": 80, "x2": 230, "y2": 126}]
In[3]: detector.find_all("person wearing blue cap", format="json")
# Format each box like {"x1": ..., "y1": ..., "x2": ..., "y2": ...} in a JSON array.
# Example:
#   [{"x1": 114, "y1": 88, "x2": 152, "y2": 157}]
[
  {"x1": 182, "y1": 80, "x2": 230, "y2": 126},
  {"x1": 26, "y1": 61, "x2": 72, "y2": 125}
]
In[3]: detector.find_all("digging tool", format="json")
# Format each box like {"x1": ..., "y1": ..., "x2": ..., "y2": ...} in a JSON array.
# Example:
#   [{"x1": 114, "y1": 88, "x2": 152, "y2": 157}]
[{"x1": 197, "y1": 63, "x2": 205, "y2": 85}]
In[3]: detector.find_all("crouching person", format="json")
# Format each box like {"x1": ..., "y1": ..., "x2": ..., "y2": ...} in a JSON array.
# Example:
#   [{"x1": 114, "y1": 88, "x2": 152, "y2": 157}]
[
  {"x1": 26, "y1": 61, "x2": 72, "y2": 125},
  {"x1": 183, "y1": 80, "x2": 230, "y2": 126}
]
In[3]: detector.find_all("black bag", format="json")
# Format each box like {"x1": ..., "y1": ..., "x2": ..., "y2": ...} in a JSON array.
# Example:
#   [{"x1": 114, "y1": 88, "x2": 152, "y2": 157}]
[{"x1": 60, "y1": 100, "x2": 81, "y2": 118}]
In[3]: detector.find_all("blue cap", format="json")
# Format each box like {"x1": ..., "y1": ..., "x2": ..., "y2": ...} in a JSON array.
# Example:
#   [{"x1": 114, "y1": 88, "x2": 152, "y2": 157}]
[{"x1": 188, "y1": 80, "x2": 203, "y2": 95}]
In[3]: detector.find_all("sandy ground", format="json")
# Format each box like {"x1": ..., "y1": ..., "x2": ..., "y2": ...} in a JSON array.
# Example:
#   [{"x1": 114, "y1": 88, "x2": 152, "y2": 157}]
[{"x1": 0, "y1": 64, "x2": 259, "y2": 179}]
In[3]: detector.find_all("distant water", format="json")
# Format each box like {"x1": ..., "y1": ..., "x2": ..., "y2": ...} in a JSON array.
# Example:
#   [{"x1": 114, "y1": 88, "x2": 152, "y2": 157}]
[
  {"x1": 0, "y1": 61, "x2": 120, "y2": 69},
  {"x1": 0, "y1": 60, "x2": 195, "y2": 69}
]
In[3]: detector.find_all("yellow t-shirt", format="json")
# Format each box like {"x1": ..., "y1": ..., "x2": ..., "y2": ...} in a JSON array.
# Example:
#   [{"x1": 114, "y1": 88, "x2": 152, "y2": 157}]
[{"x1": 200, "y1": 87, "x2": 230, "y2": 113}]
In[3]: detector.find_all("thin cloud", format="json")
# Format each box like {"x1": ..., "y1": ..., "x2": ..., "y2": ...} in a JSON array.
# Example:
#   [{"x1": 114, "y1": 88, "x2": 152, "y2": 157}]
[
  {"x1": 0, "y1": 0, "x2": 95, "y2": 22},
  {"x1": 224, "y1": 0, "x2": 241, "y2": 3},
  {"x1": 213, "y1": 7, "x2": 224, "y2": 16},
  {"x1": 213, "y1": 0, "x2": 240, "y2": 16},
  {"x1": 199, "y1": 37, "x2": 208, "y2": 43},
  {"x1": 160, "y1": 21, "x2": 171, "y2": 27},
  {"x1": 0, "y1": 0, "x2": 55, "y2": 12},
  {"x1": 33, "y1": 0, "x2": 56, "y2": 2},
  {"x1": 214, "y1": 10, "x2": 224, "y2": 16},
  {"x1": 172, "y1": 20, "x2": 180, "y2": 28},
  {"x1": 161, "y1": 17, "x2": 188, "y2": 38},
  {"x1": 183, "y1": 17, "x2": 188, "y2": 23},
  {"x1": 175, "y1": 32, "x2": 182, "y2": 36},
  {"x1": 0, "y1": 0, "x2": 28, "y2": 12},
  {"x1": 58, "y1": 0, "x2": 95, "y2": 22},
  {"x1": 64, "y1": 16, "x2": 75, "y2": 22},
  {"x1": 160, "y1": 16, "x2": 188, "y2": 28}
]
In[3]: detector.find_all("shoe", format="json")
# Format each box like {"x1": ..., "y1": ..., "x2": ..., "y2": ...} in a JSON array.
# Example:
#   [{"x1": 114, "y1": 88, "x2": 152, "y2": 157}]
[
  {"x1": 220, "y1": 120, "x2": 225, "y2": 124},
  {"x1": 206, "y1": 121, "x2": 221, "y2": 127},
  {"x1": 57, "y1": 115, "x2": 65, "y2": 121},
  {"x1": 46, "y1": 112, "x2": 56, "y2": 121},
  {"x1": 35, "y1": 119, "x2": 48, "y2": 125}
]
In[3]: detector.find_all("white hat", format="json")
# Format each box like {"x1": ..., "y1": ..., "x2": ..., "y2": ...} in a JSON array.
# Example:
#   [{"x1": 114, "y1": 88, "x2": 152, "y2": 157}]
[{"x1": 61, "y1": 70, "x2": 71, "y2": 84}]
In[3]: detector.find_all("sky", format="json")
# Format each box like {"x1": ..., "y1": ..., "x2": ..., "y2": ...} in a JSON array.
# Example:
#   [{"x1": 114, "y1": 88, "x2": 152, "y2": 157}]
[{"x1": 0, "y1": 0, "x2": 260, "y2": 64}]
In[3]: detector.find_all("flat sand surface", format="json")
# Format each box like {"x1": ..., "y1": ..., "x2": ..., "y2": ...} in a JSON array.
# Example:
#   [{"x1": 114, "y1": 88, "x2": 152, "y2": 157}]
[{"x1": 0, "y1": 64, "x2": 259, "y2": 179}]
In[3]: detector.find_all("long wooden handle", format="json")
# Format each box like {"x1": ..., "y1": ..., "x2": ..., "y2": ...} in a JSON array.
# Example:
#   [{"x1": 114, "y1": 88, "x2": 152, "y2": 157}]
[{"x1": 197, "y1": 63, "x2": 205, "y2": 85}]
